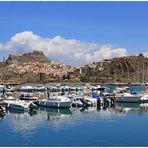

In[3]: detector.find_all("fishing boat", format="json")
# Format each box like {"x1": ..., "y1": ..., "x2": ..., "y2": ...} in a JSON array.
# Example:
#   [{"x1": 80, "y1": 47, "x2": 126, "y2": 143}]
[
  {"x1": 37, "y1": 93, "x2": 72, "y2": 108},
  {"x1": 4, "y1": 100, "x2": 36, "y2": 111}
]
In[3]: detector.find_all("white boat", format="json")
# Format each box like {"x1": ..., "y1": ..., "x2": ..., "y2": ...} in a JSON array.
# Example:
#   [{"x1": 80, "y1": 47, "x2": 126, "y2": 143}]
[
  {"x1": 116, "y1": 92, "x2": 148, "y2": 103},
  {"x1": 139, "y1": 93, "x2": 148, "y2": 102},
  {"x1": 20, "y1": 86, "x2": 34, "y2": 92},
  {"x1": 60, "y1": 85, "x2": 70, "y2": 91},
  {"x1": 4, "y1": 100, "x2": 35, "y2": 111},
  {"x1": 66, "y1": 94, "x2": 83, "y2": 107},
  {"x1": 37, "y1": 94, "x2": 72, "y2": 108},
  {"x1": 84, "y1": 95, "x2": 98, "y2": 106}
]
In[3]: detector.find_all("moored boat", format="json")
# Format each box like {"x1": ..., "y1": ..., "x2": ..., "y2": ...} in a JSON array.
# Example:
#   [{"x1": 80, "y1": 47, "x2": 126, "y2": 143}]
[
  {"x1": 37, "y1": 94, "x2": 72, "y2": 108},
  {"x1": 116, "y1": 92, "x2": 148, "y2": 103},
  {"x1": 19, "y1": 94, "x2": 38, "y2": 101},
  {"x1": 4, "y1": 100, "x2": 36, "y2": 111},
  {"x1": 20, "y1": 86, "x2": 34, "y2": 92},
  {"x1": 34, "y1": 85, "x2": 47, "y2": 92},
  {"x1": 66, "y1": 93, "x2": 84, "y2": 107}
]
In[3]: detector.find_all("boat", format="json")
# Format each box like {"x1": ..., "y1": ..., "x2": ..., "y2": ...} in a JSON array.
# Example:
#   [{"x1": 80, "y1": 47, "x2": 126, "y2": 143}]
[
  {"x1": 19, "y1": 94, "x2": 38, "y2": 101},
  {"x1": 20, "y1": 86, "x2": 34, "y2": 92},
  {"x1": 4, "y1": 100, "x2": 36, "y2": 111},
  {"x1": 80, "y1": 95, "x2": 98, "y2": 107},
  {"x1": 34, "y1": 85, "x2": 47, "y2": 92},
  {"x1": 71, "y1": 97, "x2": 83, "y2": 107},
  {"x1": 116, "y1": 92, "x2": 148, "y2": 103},
  {"x1": 83, "y1": 95, "x2": 98, "y2": 106},
  {"x1": 37, "y1": 93, "x2": 72, "y2": 108},
  {"x1": 5, "y1": 85, "x2": 14, "y2": 92},
  {"x1": 0, "y1": 93, "x2": 6, "y2": 100},
  {"x1": 65, "y1": 93, "x2": 84, "y2": 107}
]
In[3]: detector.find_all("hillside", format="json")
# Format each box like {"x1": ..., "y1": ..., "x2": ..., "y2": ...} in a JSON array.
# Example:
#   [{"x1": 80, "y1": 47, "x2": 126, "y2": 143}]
[
  {"x1": 0, "y1": 50, "x2": 75, "y2": 84},
  {"x1": 79, "y1": 54, "x2": 148, "y2": 83},
  {"x1": 0, "y1": 51, "x2": 148, "y2": 84}
]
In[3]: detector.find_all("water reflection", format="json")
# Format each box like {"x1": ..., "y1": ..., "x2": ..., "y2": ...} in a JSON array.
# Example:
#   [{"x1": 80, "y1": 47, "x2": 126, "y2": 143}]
[
  {"x1": 3, "y1": 102, "x2": 148, "y2": 134},
  {"x1": 5, "y1": 107, "x2": 74, "y2": 134},
  {"x1": 0, "y1": 113, "x2": 5, "y2": 120},
  {"x1": 38, "y1": 107, "x2": 72, "y2": 122},
  {"x1": 115, "y1": 102, "x2": 148, "y2": 115},
  {"x1": 6, "y1": 108, "x2": 46, "y2": 133}
]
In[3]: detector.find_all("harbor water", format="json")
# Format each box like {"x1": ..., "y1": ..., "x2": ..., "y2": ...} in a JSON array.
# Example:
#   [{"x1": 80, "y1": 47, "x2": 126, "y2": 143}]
[
  {"x1": 1, "y1": 102, "x2": 148, "y2": 146},
  {"x1": 1, "y1": 84, "x2": 148, "y2": 146}
]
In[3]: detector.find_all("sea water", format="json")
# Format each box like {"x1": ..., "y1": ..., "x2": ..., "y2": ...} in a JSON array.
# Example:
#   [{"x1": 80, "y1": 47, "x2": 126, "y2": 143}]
[
  {"x1": 1, "y1": 102, "x2": 148, "y2": 146},
  {"x1": 1, "y1": 84, "x2": 148, "y2": 147}
]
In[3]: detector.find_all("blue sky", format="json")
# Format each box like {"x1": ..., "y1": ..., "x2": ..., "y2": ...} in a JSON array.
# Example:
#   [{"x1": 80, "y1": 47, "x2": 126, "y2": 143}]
[{"x1": 0, "y1": 1, "x2": 148, "y2": 66}]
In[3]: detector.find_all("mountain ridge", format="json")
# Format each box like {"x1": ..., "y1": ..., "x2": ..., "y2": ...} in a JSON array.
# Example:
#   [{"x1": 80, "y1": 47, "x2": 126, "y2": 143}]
[{"x1": 0, "y1": 51, "x2": 148, "y2": 84}]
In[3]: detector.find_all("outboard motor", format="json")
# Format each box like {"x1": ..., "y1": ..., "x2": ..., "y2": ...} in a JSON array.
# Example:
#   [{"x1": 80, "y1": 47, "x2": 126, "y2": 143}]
[
  {"x1": 80, "y1": 98, "x2": 86, "y2": 106},
  {"x1": 103, "y1": 95, "x2": 110, "y2": 107},
  {"x1": 29, "y1": 102, "x2": 38, "y2": 110},
  {"x1": 97, "y1": 97, "x2": 101, "y2": 107}
]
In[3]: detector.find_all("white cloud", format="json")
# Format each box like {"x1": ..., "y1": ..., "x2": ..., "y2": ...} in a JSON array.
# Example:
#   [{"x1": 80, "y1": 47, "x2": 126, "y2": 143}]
[
  {"x1": 0, "y1": 43, "x2": 3, "y2": 50},
  {"x1": 0, "y1": 31, "x2": 128, "y2": 66},
  {"x1": 143, "y1": 52, "x2": 148, "y2": 57}
]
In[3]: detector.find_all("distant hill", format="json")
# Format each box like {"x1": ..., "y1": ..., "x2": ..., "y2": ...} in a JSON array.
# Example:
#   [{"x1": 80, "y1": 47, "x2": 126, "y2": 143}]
[
  {"x1": 6, "y1": 50, "x2": 49, "y2": 64},
  {"x1": 0, "y1": 51, "x2": 148, "y2": 84},
  {"x1": 79, "y1": 54, "x2": 148, "y2": 83},
  {"x1": 0, "y1": 50, "x2": 75, "y2": 84}
]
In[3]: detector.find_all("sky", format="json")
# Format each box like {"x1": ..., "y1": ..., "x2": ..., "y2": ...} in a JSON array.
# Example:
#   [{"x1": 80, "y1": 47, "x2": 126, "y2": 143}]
[{"x1": 0, "y1": 1, "x2": 148, "y2": 67}]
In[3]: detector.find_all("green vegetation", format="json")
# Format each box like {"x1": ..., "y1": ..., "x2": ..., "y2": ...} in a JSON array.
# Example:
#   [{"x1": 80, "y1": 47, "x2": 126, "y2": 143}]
[{"x1": 80, "y1": 55, "x2": 148, "y2": 83}]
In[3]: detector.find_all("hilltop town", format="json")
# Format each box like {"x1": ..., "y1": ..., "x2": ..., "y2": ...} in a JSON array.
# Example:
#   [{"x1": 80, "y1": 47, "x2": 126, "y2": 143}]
[
  {"x1": 0, "y1": 51, "x2": 148, "y2": 84},
  {"x1": 0, "y1": 51, "x2": 76, "y2": 84}
]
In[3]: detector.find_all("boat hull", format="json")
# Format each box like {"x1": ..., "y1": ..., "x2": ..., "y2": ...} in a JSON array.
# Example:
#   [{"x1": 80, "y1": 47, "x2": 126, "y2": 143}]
[
  {"x1": 37, "y1": 100, "x2": 71, "y2": 108},
  {"x1": 19, "y1": 97, "x2": 37, "y2": 101},
  {"x1": 116, "y1": 96, "x2": 148, "y2": 103},
  {"x1": 7, "y1": 104, "x2": 29, "y2": 111}
]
